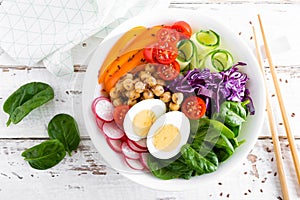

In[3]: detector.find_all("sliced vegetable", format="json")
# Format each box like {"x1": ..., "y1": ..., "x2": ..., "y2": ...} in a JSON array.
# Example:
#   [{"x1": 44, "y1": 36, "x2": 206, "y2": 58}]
[
  {"x1": 201, "y1": 49, "x2": 234, "y2": 72},
  {"x1": 181, "y1": 96, "x2": 206, "y2": 120},
  {"x1": 132, "y1": 138, "x2": 147, "y2": 149},
  {"x1": 127, "y1": 139, "x2": 148, "y2": 153},
  {"x1": 102, "y1": 121, "x2": 125, "y2": 140},
  {"x1": 21, "y1": 139, "x2": 66, "y2": 170},
  {"x1": 3, "y1": 82, "x2": 54, "y2": 126},
  {"x1": 48, "y1": 113, "x2": 80, "y2": 156},
  {"x1": 124, "y1": 156, "x2": 144, "y2": 170},
  {"x1": 113, "y1": 105, "x2": 130, "y2": 129},
  {"x1": 153, "y1": 42, "x2": 178, "y2": 64},
  {"x1": 98, "y1": 26, "x2": 147, "y2": 83},
  {"x1": 157, "y1": 61, "x2": 180, "y2": 81},
  {"x1": 92, "y1": 97, "x2": 114, "y2": 122},
  {"x1": 95, "y1": 118, "x2": 104, "y2": 131},
  {"x1": 156, "y1": 27, "x2": 180, "y2": 44},
  {"x1": 104, "y1": 50, "x2": 146, "y2": 92},
  {"x1": 171, "y1": 21, "x2": 192, "y2": 38},
  {"x1": 121, "y1": 142, "x2": 140, "y2": 160},
  {"x1": 140, "y1": 152, "x2": 150, "y2": 169},
  {"x1": 106, "y1": 138, "x2": 122, "y2": 153},
  {"x1": 176, "y1": 39, "x2": 195, "y2": 70}
]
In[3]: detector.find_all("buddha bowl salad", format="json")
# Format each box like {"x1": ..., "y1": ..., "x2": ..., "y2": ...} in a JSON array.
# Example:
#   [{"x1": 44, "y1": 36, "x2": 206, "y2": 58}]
[{"x1": 92, "y1": 21, "x2": 255, "y2": 180}]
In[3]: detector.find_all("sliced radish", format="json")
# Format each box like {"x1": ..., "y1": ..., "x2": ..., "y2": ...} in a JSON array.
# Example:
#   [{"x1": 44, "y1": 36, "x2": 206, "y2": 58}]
[
  {"x1": 106, "y1": 138, "x2": 122, "y2": 153},
  {"x1": 124, "y1": 156, "x2": 144, "y2": 170},
  {"x1": 92, "y1": 97, "x2": 114, "y2": 122},
  {"x1": 127, "y1": 139, "x2": 148, "y2": 153},
  {"x1": 121, "y1": 142, "x2": 140, "y2": 160},
  {"x1": 140, "y1": 152, "x2": 150, "y2": 170},
  {"x1": 95, "y1": 118, "x2": 104, "y2": 130},
  {"x1": 102, "y1": 121, "x2": 125, "y2": 140},
  {"x1": 132, "y1": 138, "x2": 147, "y2": 149}
]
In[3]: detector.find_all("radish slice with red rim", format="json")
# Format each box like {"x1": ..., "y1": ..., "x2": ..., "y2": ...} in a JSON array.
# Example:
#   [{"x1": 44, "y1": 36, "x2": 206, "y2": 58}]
[
  {"x1": 92, "y1": 97, "x2": 114, "y2": 122},
  {"x1": 102, "y1": 121, "x2": 125, "y2": 140},
  {"x1": 140, "y1": 152, "x2": 150, "y2": 169},
  {"x1": 132, "y1": 138, "x2": 147, "y2": 149},
  {"x1": 95, "y1": 118, "x2": 104, "y2": 130},
  {"x1": 127, "y1": 139, "x2": 148, "y2": 153},
  {"x1": 106, "y1": 138, "x2": 122, "y2": 153},
  {"x1": 124, "y1": 157, "x2": 144, "y2": 170},
  {"x1": 121, "y1": 142, "x2": 140, "y2": 160}
]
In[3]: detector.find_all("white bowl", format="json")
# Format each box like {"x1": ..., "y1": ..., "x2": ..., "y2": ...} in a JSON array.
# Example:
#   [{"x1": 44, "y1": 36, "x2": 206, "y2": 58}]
[{"x1": 82, "y1": 8, "x2": 266, "y2": 191}]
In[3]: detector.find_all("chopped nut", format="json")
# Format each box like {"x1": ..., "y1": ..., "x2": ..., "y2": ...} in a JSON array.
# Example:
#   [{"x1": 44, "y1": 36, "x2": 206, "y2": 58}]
[
  {"x1": 127, "y1": 99, "x2": 137, "y2": 106},
  {"x1": 143, "y1": 89, "x2": 154, "y2": 99},
  {"x1": 172, "y1": 92, "x2": 184, "y2": 104},
  {"x1": 109, "y1": 87, "x2": 119, "y2": 99},
  {"x1": 129, "y1": 90, "x2": 141, "y2": 100},
  {"x1": 169, "y1": 102, "x2": 180, "y2": 111},
  {"x1": 145, "y1": 64, "x2": 155, "y2": 73},
  {"x1": 160, "y1": 91, "x2": 171, "y2": 103},
  {"x1": 123, "y1": 79, "x2": 134, "y2": 90},
  {"x1": 139, "y1": 71, "x2": 151, "y2": 81},
  {"x1": 152, "y1": 85, "x2": 164, "y2": 97},
  {"x1": 145, "y1": 76, "x2": 157, "y2": 87},
  {"x1": 112, "y1": 98, "x2": 123, "y2": 106},
  {"x1": 135, "y1": 81, "x2": 146, "y2": 93}
]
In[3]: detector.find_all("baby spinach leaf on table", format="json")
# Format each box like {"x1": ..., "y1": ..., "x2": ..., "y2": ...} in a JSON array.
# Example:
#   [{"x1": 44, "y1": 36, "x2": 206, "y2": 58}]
[
  {"x1": 48, "y1": 114, "x2": 80, "y2": 156},
  {"x1": 21, "y1": 139, "x2": 66, "y2": 170},
  {"x1": 3, "y1": 82, "x2": 54, "y2": 126},
  {"x1": 181, "y1": 144, "x2": 218, "y2": 175}
]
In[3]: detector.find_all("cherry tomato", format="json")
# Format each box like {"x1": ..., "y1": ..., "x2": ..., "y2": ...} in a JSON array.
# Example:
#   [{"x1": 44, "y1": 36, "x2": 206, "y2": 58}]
[
  {"x1": 181, "y1": 96, "x2": 206, "y2": 119},
  {"x1": 153, "y1": 42, "x2": 178, "y2": 64},
  {"x1": 113, "y1": 105, "x2": 130, "y2": 129},
  {"x1": 143, "y1": 46, "x2": 155, "y2": 63},
  {"x1": 157, "y1": 61, "x2": 180, "y2": 81},
  {"x1": 156, "y1": 27, "x2": 180, "y2": 44},
  {"x1": 171, "y1": 21, "x2": 192, "y2": 39}
]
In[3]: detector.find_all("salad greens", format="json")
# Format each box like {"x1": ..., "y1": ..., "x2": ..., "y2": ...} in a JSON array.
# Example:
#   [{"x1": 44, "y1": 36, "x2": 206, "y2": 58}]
[
  {"x1": 21, "y1": 139, "x2": 66, "y2": 170},
  {"x1": 3, "y1": 82, "x2": 54, "y2": 126},
  {"x1": 48, "y1": 113, "x2": 81, "y2": 156}
]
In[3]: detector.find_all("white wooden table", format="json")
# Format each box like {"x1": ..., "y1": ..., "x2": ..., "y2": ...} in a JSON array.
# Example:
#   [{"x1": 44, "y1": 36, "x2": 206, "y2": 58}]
[{"x1": 0, "y1": 1, "x2": 300, "y2": 199}]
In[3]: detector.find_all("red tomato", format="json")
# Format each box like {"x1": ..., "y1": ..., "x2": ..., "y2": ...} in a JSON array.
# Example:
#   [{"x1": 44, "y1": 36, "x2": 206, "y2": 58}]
[
  {"x1": 143, "y1": 46, "x2": 155, "y2": 63},
  {"x1": 153, "y1": 42, "x2": 178, "y2": 64},
  {"x1": 113, "y1": 105, "x2": 130, "y2": 129},
  {"x1": 156, "y1": 27, "x2": 180, "y2": 44},
  {"x1": 157, "y1": 61, "x2": 180, "y2": 81},
  {"x1": 181, "y1": 96, "x2": 206, "y2": 119},
  {"x1": 171, "y1": 21, "x2": 192, "y2": 38}
]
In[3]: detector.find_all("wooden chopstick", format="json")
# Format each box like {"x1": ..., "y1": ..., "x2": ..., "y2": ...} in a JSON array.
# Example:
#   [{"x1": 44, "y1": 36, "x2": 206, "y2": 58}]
[
  {"x1": 258, "y1": 14, "x2": 300, "y2": 186},
  {"x1": 252, "y1": 26, "x2": 290, "y2": 200}
]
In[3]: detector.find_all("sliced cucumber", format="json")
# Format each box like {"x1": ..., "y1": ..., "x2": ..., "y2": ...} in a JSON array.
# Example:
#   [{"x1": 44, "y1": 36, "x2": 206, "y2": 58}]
[
  {"x1": 191, "y1": 30, "x2": 220, "y2": 59},
  {"x1": 200, "y1": 49, "x2": 234, "y2": 72},
  {"x1": 176, "y1": 39, "x2": 195, "y2": 71}
]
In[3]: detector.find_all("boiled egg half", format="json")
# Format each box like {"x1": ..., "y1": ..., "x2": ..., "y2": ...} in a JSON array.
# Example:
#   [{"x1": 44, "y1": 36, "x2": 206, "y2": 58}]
[
  {"x1": 123, "y1": 99, "x2": 166, "y2": 141},
  {"x1": 146, "y1": 111, "x2": 190, "y2": 159}
]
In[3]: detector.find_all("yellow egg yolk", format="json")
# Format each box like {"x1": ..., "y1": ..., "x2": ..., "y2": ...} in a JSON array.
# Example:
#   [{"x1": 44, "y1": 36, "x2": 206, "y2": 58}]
[
  {"x1": 153, "y1": 124, "x2": 181, "y2": 152},
  {"x1": 133, "y1": 110, "x2": 156, "y2": 137}
]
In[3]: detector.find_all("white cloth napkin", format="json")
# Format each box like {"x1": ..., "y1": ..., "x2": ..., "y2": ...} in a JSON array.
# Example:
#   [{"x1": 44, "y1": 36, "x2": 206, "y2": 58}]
[{"x1": 0, "y1": 0, "x2": 170, "y2": 78}]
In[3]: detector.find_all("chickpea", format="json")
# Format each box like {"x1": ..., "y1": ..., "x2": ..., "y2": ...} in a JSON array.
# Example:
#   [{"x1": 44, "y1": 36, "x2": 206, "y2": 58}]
[
  {"x1": 123, "y1": 79, "x2": 134, "y2": 91},
  {"x1": 115, "y1": 80, "x2": 124, "y2": 91},
  {"x1": 113, "y1": 98, "x2": 123, "y2": 107},
  {"x1": 172, "y1": 92, "x2": 184, "y2": 105},
  {"x1": 129, "y1": 90, "x2": 140, "y2": 100},
  {"x1": 143, "y1": 89, "x2": 154, "y2": 99},
  {"x1": 139, "y1": 71, "x2": 151, "y2": 81},
  {"x1": 135, "y1": 81, "x2": 146, "y2": 93},
  {"x1": 145, "y1": 64, "x2": 155, "y2": 73},
  {"x1": 145, "y1": 76, "x2": 157, "y2": 87},
  {"x1": 121, "y1": 73, "x2": 133, "y2": 80},
  {"x1": 132, "y1": 78, "x2": 140, "y2": 84},
  {"x1": 109, "y1": 87, "x2": 119, "y2": 99},
  {"x1": 127, "y1": 99, "x2": 137, "y2": 106},
  {"x1": 169, "y1": 102, "x2": 180, "y2": 111},
  {"x1": 151, "y1": 85, "x2": 164, "y2": 97},
  {"x1": 160, "y1": 91, "x2": 171, "y2": 103},
  {"x1": 123, "y1": 90, "x2": 131, "y2": 98}
]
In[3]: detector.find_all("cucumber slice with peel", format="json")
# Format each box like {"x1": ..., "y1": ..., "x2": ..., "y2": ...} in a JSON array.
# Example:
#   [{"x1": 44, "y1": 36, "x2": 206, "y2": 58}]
[
  {"x1": 200, "y1": 49, "x2": 234, "y2": 72},
  {"x1": 176, "y1": 39, "x2": 195, "y2": 71}
]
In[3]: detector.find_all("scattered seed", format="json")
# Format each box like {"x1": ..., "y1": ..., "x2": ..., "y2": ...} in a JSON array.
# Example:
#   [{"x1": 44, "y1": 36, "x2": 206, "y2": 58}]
[
  {"x1": 239, "y1": 32, "x2": 242, "y2": 35},
  {"x1": 220, "y1": 192, "x2": 223, "y2": 196},
  {"x1": 274, "y1": 172, "x2": 277, "y2": 176},
  {"x1": 250, "y1": 36, "x2": 253, "y2": 40},
  {"x1": 271, "y1": 94, "x2": 275, "y2": 97},
  {"x1": 261, "y1": 177, "x2": 267, "y2": 183},
  {"x1": 218, "y1": 182, "x2": 222, "y2": 185},
  {"x1": 249, "y1": 21, "x2": 252, "y2": 25},
  {"x1": 248, "y1": 189, "x2": 251, "y2": 193},
  {"x1": 244, "y1": 192, "x2": 248, "y2": 195},
  {"x1": 260, "y1": 189, "x2": 263, "y2": 193},
  {"x1": 277, "y1": 196, "x2": 283, "y2": 200},
  {"x1": 226, "y1": 194, "x2": 230, "y2": 198},
  {"x1": 266, "y1": 147, "x2": 272, "y2": 153},
  {"x1": 291, "y1": 113, "x2": 295, "y2": 117},
  {"x1": 285, "y1": 79, "x2": 288, "y2": 83},
  {"x1": 267, "y1": 171, "x2": 272, "y2": 174},
  {"x1": 244, "y1": 171, "x2": 248, "y2": 175},
  {"x1": 279, "y1": 123, "x2": 283, "y2": 125},
  {"x1": 271, "y1": 157, "x2": 274, "y2": 162},
  {"x1": 279, "y1": 78, "x2": 282, "y2": 82}
]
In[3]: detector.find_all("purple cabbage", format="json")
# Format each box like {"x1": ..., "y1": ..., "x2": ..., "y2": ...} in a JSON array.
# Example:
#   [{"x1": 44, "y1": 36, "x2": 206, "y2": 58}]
[{"x1": 167, "y1": 62, "x2": 255, "y2": 116}]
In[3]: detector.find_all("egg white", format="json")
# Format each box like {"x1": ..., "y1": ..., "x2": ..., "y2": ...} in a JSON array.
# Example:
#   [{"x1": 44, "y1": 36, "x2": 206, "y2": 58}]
[
  {"x1": 123, "y1": 99, "x2": 166, "y2": 141},
  {"x1": 147, "y1": 111, "x2": 190, "y2": 160}
]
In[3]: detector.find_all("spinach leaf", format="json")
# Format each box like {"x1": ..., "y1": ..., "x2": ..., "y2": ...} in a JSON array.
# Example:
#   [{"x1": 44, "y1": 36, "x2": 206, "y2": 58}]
[
  {"x1": 181, "y1": 144, "x2": 218, "y2": 175},
  {"x1": 215, "y1": 101, "x2": 247, "y2": 128},
  {"x1": 48, "y1": 114, "x2": 80, "y2": 156},
  {"x1": 3, "y1": 82, "x2": 54, "y2": 126},
  {"x1": 147, "y1": 155, "x2": 180, "y2": 180},
  {"x1": 213, "y1": 134, "x2": 235, "y2": 162},
  {"x1": 198, "y1": 118, "x2": 235, "y2": 139},
  {"x1": 21, "y1": 139, "x2": 66, "y2": 170}
]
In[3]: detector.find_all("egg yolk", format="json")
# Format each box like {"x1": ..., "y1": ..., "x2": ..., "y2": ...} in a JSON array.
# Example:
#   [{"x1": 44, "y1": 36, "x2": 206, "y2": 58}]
[
  {"x1": 153, "y1": 124, "x2": 181, "y2": 152},
  {"x1": 133, "y1": 110, "x2": 156, "y2": 137}
]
